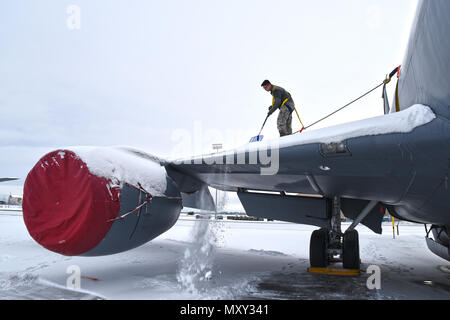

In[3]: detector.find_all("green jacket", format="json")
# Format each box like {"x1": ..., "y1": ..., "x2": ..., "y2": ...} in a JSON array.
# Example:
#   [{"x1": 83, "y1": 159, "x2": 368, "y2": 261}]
[{"x1": 268, "y1": 85, "x2": 295, "y2": 115}]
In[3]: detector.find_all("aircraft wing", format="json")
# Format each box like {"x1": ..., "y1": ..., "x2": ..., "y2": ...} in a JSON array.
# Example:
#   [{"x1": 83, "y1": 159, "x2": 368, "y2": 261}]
[
  {"x1": 167, "y1": 104, "x2": 442, "y2": 233},
  {"x1": 0, "y1": 177, "x2": 19, "y2": 183}
]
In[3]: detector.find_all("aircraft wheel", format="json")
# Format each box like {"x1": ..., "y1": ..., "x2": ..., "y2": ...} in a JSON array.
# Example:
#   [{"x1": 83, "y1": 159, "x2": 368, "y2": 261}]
[
  {"x1": 310, "y1": 228, "x2": 329, "y2": 267},
  {"x1": 342, "y1": 230, "x2": 360, "y2": 270}
]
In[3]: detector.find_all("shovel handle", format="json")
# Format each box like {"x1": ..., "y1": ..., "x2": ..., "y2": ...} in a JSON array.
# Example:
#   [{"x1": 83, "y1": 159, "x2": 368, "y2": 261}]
[{"x1": 258, "y1": 114, "x2": 270, "y2": 135}]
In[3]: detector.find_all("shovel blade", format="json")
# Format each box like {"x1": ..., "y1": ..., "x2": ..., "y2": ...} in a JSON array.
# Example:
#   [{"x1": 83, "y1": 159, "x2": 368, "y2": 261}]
[{"x1": 249, "y1": 135, "x2": 264, "y2": 143}]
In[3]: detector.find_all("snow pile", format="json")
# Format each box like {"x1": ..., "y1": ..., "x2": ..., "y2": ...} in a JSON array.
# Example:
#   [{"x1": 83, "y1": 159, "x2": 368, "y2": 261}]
[
  {"x1": 0, "y1": 273, "x2": 38, "y2": 293},
  {"x1": 177, "y1": 219, "x2": 223, "y2": 297},
  {"x1": 0, "y1": 273, "x2": 104, "y2": 299},
  {"x1": 64, "y1": 146, "x2": 168, "y2": 196},
  {"x1": 263, "y1": 104, "x2": 436, "y2": 147}
]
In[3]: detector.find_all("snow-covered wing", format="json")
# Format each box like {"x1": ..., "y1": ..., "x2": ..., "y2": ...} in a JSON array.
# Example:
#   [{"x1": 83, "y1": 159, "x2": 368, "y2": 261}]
[{"x1": 170, "y1": 105, "x2": 435, "y2": 198}]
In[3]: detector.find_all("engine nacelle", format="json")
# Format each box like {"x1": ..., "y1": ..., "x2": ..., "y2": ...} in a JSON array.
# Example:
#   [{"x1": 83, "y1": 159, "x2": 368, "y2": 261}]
[{"x1": 22, "y1": 147, "x2": 182, "y2": 256}]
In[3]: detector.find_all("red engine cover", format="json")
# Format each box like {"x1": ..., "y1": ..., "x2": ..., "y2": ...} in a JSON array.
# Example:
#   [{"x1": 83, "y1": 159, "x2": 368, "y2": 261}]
[{"x1": 22, "y1": 150, "x2": 120, "y2": 255}]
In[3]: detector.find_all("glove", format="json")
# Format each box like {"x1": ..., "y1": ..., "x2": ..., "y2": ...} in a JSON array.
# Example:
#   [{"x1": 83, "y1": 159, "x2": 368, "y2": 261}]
[{"x1": 267, "y1": 106, "x2": 276, "y2": 116}]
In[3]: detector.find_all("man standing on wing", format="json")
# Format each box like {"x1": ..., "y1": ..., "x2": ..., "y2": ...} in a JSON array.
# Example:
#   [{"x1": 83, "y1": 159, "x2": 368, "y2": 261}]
[{"x1": 261, "y1": 79, "x2": 295, "y2": 137}]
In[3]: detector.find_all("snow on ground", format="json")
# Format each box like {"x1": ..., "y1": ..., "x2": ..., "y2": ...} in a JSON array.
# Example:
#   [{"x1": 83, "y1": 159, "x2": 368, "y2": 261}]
[{"x1": 0, "y1": 210, "x2": 449, "y2": 300}]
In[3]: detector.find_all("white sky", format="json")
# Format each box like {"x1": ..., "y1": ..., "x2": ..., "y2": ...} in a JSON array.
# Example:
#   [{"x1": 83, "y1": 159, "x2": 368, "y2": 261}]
[{"x1": 0, "y1": 0, "x2": 418, "y2": 201}]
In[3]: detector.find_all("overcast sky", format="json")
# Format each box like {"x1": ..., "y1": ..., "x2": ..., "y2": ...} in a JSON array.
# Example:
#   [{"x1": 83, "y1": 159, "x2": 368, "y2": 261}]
[{"x1": 0, "y1": 0, "x2": 418, "y2": 201}]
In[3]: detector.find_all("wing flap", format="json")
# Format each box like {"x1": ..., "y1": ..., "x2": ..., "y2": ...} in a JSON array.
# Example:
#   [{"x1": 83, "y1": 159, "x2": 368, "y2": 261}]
[{"x1": 238, "y1": 191, "x2": 331, "y2": 228}]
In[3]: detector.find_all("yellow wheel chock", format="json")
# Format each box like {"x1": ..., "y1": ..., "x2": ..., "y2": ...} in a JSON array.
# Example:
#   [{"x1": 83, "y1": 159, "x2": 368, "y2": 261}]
[{"x1": 307, "y1": 267, "x2": 360, "y2": 276}]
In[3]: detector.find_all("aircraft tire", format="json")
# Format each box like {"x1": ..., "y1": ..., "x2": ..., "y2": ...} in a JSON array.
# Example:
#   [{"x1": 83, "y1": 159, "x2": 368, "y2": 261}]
[
  {"x1": 342, "y1": 230, "x2": 360, "y2": 270},
  {"x1": 310, "y1": 228, "x2": 329, "y2": 267},
  {"x1": 432, "y1": 226, "x2": 449, "y2": 246}
]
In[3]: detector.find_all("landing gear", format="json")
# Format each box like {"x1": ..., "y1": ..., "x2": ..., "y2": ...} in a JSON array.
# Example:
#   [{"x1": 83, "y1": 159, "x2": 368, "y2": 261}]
[{"x1": 309, "y1": 196, "x2": 362, "y2": 271}]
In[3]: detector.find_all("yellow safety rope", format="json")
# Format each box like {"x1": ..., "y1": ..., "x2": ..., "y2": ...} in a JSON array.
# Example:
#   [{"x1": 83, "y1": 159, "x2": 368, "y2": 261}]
[
  {"x1": 280, "y1": 97, "x2": 306, "y2": 132},
  {"x1": 294, "y1": 107, "x2": 305, "y2": 132},
  {"x1": 395, "y1": 81, "x2": 400, "y2": 112}
]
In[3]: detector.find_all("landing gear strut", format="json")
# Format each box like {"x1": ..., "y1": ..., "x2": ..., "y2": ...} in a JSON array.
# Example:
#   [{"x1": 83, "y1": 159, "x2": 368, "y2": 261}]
[{"x1": 309, "y1": 196, "x2": 361, "y2": 270}]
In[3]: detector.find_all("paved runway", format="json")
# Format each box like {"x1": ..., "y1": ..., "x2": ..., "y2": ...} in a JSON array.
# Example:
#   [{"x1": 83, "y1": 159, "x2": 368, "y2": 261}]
[{"x1": 1, "y1": 211, "x2": 449, "y2": 299}]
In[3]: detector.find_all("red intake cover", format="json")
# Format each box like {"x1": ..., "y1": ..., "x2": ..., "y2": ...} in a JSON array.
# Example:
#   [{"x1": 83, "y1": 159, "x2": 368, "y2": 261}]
[{"x1": 22, "y1": 150, "x2": 120, "y2": 255}]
